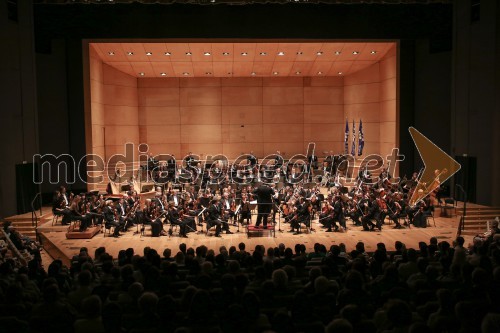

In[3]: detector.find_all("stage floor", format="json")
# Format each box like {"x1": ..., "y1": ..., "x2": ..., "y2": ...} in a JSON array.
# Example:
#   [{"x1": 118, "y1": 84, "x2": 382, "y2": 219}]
[{"x1": 37, "y1": 208, "x2": 470, "y2": 265}]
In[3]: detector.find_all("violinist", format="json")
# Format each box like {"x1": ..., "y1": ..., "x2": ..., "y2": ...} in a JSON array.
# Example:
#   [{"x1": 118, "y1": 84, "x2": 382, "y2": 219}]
[
  {"x1": 168, "y1": 202, "x2": 188, "y2": 238},
  {"x1": 220, "y1": 192, "x2": 236, "y2": 224},
  {"x1": 332, "y1": 195, "x2": 346, "y2": 232},
  {"x1": 319, "y1": 196, "x2": 334, "y2": 232},
  {"x1": 69, "y1": 195, "x2": 91, "y2": 232},
  {"x1": 239, "y1": 194, "x2": 252, "y2": 225},
  {"x1": 361, "y1": 193, "x2": 382, "y2": 231},
  {"x1": 103, "y1": 200, "x2": 123, "y2": 237},
  {"x1": 289, "y1": 197, "x2": 310, "y2": 235},
  {"x1": 386, "y1": 193, "x2": 402, "y2": 229},
  {"x1": 346, "y1": 193, "x2": 363, "y2": 226}
]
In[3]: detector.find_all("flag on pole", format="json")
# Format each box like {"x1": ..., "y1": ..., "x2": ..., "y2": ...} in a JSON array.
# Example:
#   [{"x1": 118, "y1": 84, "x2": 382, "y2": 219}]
[
  {"x1": 351, "y1": 119, "x2": 356, "y2": 156},
  {"x1": 358, "y1": 119, "x2": 364, "y2": 156},
  {"x1": 344, "y1": 119, "x2": 349, "y2": 154}
]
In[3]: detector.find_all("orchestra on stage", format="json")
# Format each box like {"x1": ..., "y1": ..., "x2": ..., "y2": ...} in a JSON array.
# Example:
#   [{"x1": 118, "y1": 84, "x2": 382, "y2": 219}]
[{"x1": 52, "y1": 151, "x2": 444, "y2": 239}]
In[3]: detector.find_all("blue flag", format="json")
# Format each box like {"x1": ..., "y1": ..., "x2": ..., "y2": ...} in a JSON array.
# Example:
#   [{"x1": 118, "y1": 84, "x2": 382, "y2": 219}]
[
  {"x1": 358, "y1": 119, "x2": 364, "y2": 156},
  {"x1": 344, "y1": 119, "x2": 349, "y2": 154},
  {"x1": 351, "y1": 119, "x2": 356, "y2": 156}
]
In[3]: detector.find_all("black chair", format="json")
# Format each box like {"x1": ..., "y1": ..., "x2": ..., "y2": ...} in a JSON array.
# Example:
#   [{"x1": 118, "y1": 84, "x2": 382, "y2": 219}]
[{"x1": 441, "y1": 198, "x2": 456, "y2": 218}]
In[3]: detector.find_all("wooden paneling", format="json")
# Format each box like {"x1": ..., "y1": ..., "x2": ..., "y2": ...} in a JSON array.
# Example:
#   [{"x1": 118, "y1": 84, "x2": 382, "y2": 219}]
[
  {"x1": 344, "y1": 83, "x2": 380, "y2": 105},
  {"x1": 304, "y1": 86, "x2": 344, "y2": 105},
  {"x1": 344, "y1": 62, "x2": 379, "y2": 86},
  {"x1": 263, "y1": 124, "x2": 303, "y2": 143},
  {"x1": 380, "y1": 77, "x2": 397, "y2": 101},
  {"x1": 221, "y1": 87, "x2": 263, "y2": 106},
  {"x1": 138, "y1": 87, "x2": 180, "y2": 106},
  {"x1": 262, "y1": 105, "x2": 304, "y2": 124},
  {"x1": 380, "y1": 100, "x2": 396, "y2": 122},
  {"x1": 180, "y1": 106, "x2": 221, "y2": 125},
  {"x1": 140, "y1": 125, "x2": 181, "y2": 144},
  {"x1": 180, "y1": 87, "x2": 221, "y2": 106},
  {"x1": 103, "y1": 85, "x2": 138, "y2": 106},
  {"x1": 138, "y1": 106, "x2": 181, "y2": 126},
  {"x1": 181, "y1": 125, "x2": 222, "y2": 144},
  {"x1": 344, "y1": 103, "x2": 380, "y2": 123},
  {"x1": 304, "y1": 105, "x2": 344, "y2": 124},
  {"x1": 263, "y1": 87, "x2": 304, "y2": 105},
  {"x1": 221, "y1": 106, "x2": 263, "y2": 125}
]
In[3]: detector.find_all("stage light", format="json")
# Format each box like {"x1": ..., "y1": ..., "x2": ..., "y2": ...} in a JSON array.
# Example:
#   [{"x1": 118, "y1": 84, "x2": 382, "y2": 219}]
[
  {"x1": 160, "y1": 73, "x2": 167, "y2": 76},
  {"x1": 316, "y1": 51, "x2": 323, "y2": 55},
  {"x1": 277, "y1": 51, "x2": 285, "y2": 56},
  {"x1": 222, "y1": 52, "x2": 230, "y2": 56},
  {"x1": 108, "y1": 51, "x2": 114, "y2": 56},
  {"x1": 296, "y1": 51, "x2": 303, "y2": 55},
  {"x1": 338, "y1": 72, "x2": 343, "y2": 75},
  {"x1": 127, "y1": 52, "x2": 134, "y2": 56},
  {"x1": 205, "y1": 72, "x2": 212, "y2": 75},
  {"x1": 204, "y1": 52, "x2": 211, "y2": 56},
  {"x1": 273, "y1": 71, "x2": 279, "y2": 75},
  {"x1": 352, "y1": 51, "x2": 359, "y2": 55},
  {"x1": 185, "y1": 52, "x2": 192, "y2": 56},
  {"x1": 183, "y1": 72, "x2": 189, "y2": 76},
  {"x1": 164, "y1": 52, "x2": 171, "y2": 56},
  {"x1": 295, "y1": 71, "x2": 301, "y2": 75},
  {"x1": 370, "y1": 50, "x2": 377, "y2": 54},
  {"x1": 260, "y1": 52, "x2": 267, "y2": 56},
  {"x1": 317, "y1": 71, "x2": 323, "y2": 75},
  {"x1": 334, "y1": 51, "x2": 341, "y2": 55},
  {"x1": 251, "y1": 72, "x2": 256, "y2": 76},
  {"x1": 146, "y1": 52, "x2": 152, "y2": 56},
  {"x1": 241, "y1": 52, "x2": 248, "y2": 56},
  {"x1": 139, "y1": 72, "x2": 145, "y2": 76}
]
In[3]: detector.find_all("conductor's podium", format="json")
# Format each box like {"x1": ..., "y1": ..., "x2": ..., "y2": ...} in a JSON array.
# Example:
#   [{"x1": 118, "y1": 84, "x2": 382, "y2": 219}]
[{"x1": 246, "y1": 224, "x2": 276, "y2": 238}]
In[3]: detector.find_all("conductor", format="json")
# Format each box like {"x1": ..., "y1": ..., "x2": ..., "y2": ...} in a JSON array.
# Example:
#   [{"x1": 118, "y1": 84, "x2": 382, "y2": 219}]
[{"x1": 252, "y1": 184, "x2": 275, "y2": 229}]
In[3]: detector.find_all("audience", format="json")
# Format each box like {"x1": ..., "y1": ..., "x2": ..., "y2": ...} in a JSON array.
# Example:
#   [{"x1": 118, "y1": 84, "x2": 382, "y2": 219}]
[{"x1": 0, "y1": 232, "x2": 499, "y2": 333}]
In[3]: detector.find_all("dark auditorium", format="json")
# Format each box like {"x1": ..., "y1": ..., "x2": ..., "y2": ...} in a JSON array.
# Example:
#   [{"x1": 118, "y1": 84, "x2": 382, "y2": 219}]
[{"x1": 1, "y1": 1, "x2": 500, "y2": 332}]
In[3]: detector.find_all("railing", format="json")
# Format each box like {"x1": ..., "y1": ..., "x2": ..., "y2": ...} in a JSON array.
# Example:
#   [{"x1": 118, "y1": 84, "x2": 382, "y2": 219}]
[
  {"x1": 455, "y1": 184, "x2": 467, "y2": 236},
  {"x1": 30, "y1": 192, "x2": 42, "y2": 230}
]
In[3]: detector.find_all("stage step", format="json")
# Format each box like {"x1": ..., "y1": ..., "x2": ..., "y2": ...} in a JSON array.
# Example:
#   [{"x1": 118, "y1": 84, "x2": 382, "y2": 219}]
[{"x1": 457, "y1": 206, "x2": 500, "y2": 237}]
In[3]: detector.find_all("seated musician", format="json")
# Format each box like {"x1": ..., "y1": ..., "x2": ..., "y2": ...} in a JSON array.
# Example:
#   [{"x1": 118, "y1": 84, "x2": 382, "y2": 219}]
[
  {"x1": 332, "y1": 195, "x2": 346, "y2": 232},
  {"x1": 168, "y1": 202, "x2": 188, "y2": 238},
  {"x1": 207, "y1": 199, "x2": 223, "y2": 237},
  {"x1": 413, "y1": 196, "x2": 433, "y2": 228},
  {"x1": 385, "y1": 193, "x2": 403, "y2": 229},
  {"x1": 319, "y1": 196, "x2": 334, "y2": 232},
  {"x1": 220, "y1": 192, "x2": 236, "y2": 224},
  {"x1": 239, "y1": 194, "x2": 252, "y2": 225},
  {"x1": 69, "y1": 195, "x2": 91, "y2": 232},
  {"x1": 346, "y1": 193, "x2": 363, "y2": 226},
  {"x1": 361, "y1": 194, "x2": 382, "y2": 231},
  {"x1": 55, "y1": 186, "x2": 72, "y2": 225},
  {"x1": 103, "y1": 200, "x2": 124, "y2": 237},
  {"x1": 117, "y1": 197, "x2": 134, "y2": 231},
  {"x1": 289, "y1": 197, "x2": 310, "y2": 235}
]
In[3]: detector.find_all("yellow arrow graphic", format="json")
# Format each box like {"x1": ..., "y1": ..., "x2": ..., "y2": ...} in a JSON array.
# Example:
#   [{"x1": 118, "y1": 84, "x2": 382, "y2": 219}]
[{"x1": 409, "y1": 127, "x2": 461, "y2": 207}]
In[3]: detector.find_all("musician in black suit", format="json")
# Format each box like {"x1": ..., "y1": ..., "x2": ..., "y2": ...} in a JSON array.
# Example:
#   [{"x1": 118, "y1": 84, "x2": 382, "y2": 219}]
[
  {"x1": 207, "y1": 199, "x2": 223, "y2": 237},
  {"x1": 252, "y1": 184, "x2": 275, "y2": 228},
  {"x1": 103, "y1": 201, "x2": 123, "y2": 237},
  {"x1": 308, "y1": 154, "x2": 318, "y2": 170}
]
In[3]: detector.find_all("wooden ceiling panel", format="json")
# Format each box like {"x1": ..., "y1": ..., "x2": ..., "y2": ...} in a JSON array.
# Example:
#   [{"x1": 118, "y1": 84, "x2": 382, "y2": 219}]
[
  {"x1": 150, "y1": 62, "x2": 175, "y2": 77},
  {"x1": 120, "y1": 43, "x2": 149, "y2": 62},
  {"x1": 93, "y1": 42, "x2": 395, "y2": 77}
]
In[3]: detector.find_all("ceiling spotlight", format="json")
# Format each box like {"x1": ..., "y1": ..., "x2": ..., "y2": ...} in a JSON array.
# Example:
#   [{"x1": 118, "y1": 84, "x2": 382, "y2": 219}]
[
  {"x1": 317, "y1": 71, "x2": 323, "y2": 75},
  {"x1": 370, "y1": 50, "x2": 377, "y2": 54},
  {"x1": 296, "y1": 51, "x2": 303, "y2": 55},
  {"x1": 338, "y1": 72, "x2": 343, "y2": 75},
  {"x1": 108, "y1": 51, "x2": 115, "y2": 56},
  {"x1": 164, "y1": 52, "x2": 171, "y2": 56},
  {"x1": 352, "y1": 51, "x2": 359, "y2": 55},
  {"x1": 295, "y1": 71, "x2": 301, "y2": 75},
  {"x1": 146, "y1": 52, "x2": 152, "y2": 56},
  {"x1": 185, "y1": 52, "x2": 192, "y2": 56},
  {"x1": 251, "y1": 72, "x2": 256, "y2": 76},
  {"x1": 127, "y1": 52, "x2": 134, "y2": 56},
  {"x1": 259, "y1": 52, "x2": 267, "y2": 56},
  {"x1": 205, "y1": 72, "x2": 212, "y2": 75},
  {"x1": 204, "y1": 52, "x2": 211, "y2": 56},
  {"x1": 241, "y1": 52, "x2": 248, "y2": 56},
  {"x1": 160, "y1": 73, "x2": 167, "y2": 76},
  {"x1": 222, "y1": 52, "x2": 230, "y2": 56},
  {"x1": 273, "y1": 71, "x2": 279, "y2": 75},
  {"x1": 182, "y1": 72, "x2": 189, "y2": 76},
  {"x1": 334, "y1": 51, "x2": 341, "y2": 55},
  {"x1": 277, "y1": 51, "x2": 285, "y2": 56},
  {"x1": 139, "y1": 72, "x2": 145, "y2": 76},
  {"x1": 316, "y1": 51, "x2": 323, "y2": 55}
]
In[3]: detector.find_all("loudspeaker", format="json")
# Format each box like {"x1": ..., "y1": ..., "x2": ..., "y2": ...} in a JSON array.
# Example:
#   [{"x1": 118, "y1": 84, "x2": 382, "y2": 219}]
[
  {"x1": 454, "y1": 156, "x2": 476, "y2": 203},
  {"x1": 16, "y1": 163, "x2": 40, "y2": 214}
]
